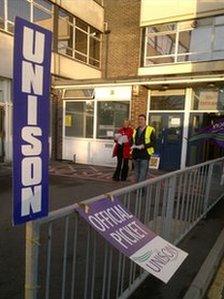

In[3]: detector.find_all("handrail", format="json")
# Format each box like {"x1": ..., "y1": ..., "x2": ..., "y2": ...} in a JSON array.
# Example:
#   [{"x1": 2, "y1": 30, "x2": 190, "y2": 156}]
[{"x1": 37, "y1": 157, "x2": 224, "y2": 224}]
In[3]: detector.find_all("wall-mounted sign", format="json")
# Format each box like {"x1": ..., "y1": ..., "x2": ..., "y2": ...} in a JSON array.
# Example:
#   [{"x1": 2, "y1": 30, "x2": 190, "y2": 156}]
[
  {"x1": 13, "y1": 17, "x2": 52, "y2": 225},
  {"x1": 75, "y1": 197, "x2": 188, "y2": 283},
  {"x1": 198, "y1": 91, "x2": 218, "y2": 110},
  {"x1": 95, "y1": 86, "x2": 132, "y2": 101}
]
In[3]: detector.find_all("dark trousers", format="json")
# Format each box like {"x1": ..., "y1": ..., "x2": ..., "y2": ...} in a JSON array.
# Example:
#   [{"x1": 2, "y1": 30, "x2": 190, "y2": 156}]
[{"x1": 113, "y1": 147, "x2": 129, "y2": 181}]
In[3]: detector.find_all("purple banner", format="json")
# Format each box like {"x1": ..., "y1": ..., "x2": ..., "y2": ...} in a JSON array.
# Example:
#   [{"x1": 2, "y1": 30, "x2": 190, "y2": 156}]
[
  {"x1": 75, "y1": 197, "x2": 188, "y2": 283},
  {"x1": 189, "y1": 118, "x2": 224, "y2": 147},
  {"x1": 13, "y1": 17, "x2": 52, "y2": 225}
]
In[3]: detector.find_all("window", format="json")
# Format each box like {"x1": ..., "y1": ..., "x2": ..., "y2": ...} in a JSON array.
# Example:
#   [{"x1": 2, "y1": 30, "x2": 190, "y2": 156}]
[
  {"x1": 144, "y1": 15, "x2": 224, "y2": 65},
  {"x1": 33, "y1": 0, "x2": 53, "y2": 31},
  {"x1": 89, "y1": 27, "x2": 101, "y2": 67},
  {"x1": 191, "y1": 88, "x2": 224, "y2": 110},
  {"x1": 1, "y1": 0, "x2": 53, "y2": 33},
  {"x1": 0, "y1": 0, "x2": 4, "y2": 29},
  {"x1": 7, "y1": 0, "x2": 31, "y2": 32},
  {"x1": 64, "y1": 89, "x2": 94, "y2": 99},
  {"x1": 150, "y1": 95, "x2": 185, "y2": 110},
  {"x1": 75, "y1": 26, "x2": 88, "y2": 62},
  {"x1": 97, "y1": 101, "x2": 130, "y2": 139},
  {"x1": 65, "y1": 101, "x2": 94, "y2": 138},
  {"x1": 57, "y1": 7, "x2": 102, "y2": 67},
  {"x1": 0, "y1": 0, "x2": 102, "y2": 68},
  {"x1": 58, "y1": 9, "x2": 73, "y2": 56}
]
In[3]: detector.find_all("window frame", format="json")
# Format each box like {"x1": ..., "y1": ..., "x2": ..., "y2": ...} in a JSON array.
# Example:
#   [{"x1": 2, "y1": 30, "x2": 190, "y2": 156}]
[
  {"x1": 0, "y1": 0, "x2": 102, "y2": 69},
  {"x1": 56, "y1": 6, "x2": 102, "y2": 68},
  {"x1": 96, "y1": 100, "x2": 131, "y2": 140},
  {"x1": 63, "y1": 97, "x2": 131, "y2": 141},
  {"x1": 143, "y1": 14, "x2": 224, "y2": 66},
  {"x1": 64, "y1": 99, "x2": 95, "y2": 139}
]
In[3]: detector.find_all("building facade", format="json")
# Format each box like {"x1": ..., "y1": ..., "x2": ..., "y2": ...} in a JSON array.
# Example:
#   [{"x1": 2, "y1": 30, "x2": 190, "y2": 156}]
[
  {"x1": 54, "y1": 0, "x2": 224, "y2": 170},
  {"x1": 0, "y1": 0, "x2": 104, "y2": 162},
  {"x1": 1, "y1": 0, "x2": 224, "y2": 171}
]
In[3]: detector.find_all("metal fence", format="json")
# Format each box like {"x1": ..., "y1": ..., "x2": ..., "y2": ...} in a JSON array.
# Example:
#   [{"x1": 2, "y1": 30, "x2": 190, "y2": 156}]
[{"x1": 25, "y1": 157, "x2": 224, "y2": 299}]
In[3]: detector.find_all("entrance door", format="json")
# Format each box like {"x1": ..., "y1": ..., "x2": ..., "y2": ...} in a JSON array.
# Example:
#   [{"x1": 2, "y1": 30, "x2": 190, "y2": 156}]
[
  {"x1": 0, "y1": 106, "x2": 4, "y2": 162},
  {"x1": 149, "y1": 113, "x2": 184, "y2": 171}
]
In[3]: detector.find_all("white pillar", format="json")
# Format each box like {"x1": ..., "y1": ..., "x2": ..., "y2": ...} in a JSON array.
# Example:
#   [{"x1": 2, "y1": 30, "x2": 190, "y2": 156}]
[{"x1": 181, "y1": 88, "x2": 192, "y2": 169}]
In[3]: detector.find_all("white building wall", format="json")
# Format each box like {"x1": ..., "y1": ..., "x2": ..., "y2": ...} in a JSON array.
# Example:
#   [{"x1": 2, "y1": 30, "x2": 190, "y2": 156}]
[{"x1": 140, "y1": 0, "x2": 224, "y2": 26}]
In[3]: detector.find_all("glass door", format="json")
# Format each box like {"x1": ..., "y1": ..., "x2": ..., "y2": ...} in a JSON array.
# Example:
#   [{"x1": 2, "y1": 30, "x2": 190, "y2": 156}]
[
  {"x1": 149, "y1": 90, "x2": 185, "y2": 171},
  {"x1": 149, "y1": 113, "x2": 184, "y2": 171}
]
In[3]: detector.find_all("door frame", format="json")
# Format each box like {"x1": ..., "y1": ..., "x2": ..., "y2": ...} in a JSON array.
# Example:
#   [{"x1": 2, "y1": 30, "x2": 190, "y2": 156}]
[{"x1": 148, "y1": 88, "x2": 191, "y2": 169}]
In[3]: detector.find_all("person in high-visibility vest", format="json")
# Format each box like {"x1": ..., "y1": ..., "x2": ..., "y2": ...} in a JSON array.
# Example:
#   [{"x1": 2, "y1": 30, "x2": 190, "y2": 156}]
[{"x1": 131, "y1": 114, "x2": 156, "y2": 182}]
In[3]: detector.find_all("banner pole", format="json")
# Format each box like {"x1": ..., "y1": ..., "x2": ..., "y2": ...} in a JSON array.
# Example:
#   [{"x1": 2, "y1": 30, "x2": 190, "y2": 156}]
[{"x1": 25, "y1": 221, "x2": 40, "y2": 299}]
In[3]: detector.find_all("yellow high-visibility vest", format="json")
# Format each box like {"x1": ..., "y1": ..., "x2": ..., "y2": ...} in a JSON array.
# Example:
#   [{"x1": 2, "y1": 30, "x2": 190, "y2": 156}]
[{"x1": 133, "y1": 126, "x2": 155, "y2": 156}]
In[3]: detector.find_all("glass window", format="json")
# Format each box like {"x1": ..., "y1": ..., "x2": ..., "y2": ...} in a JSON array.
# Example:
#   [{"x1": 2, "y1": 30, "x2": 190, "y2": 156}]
[
  {"x1": 90, "y1": 27, "x2": 101, "y2": 39},
  {"x1": 65, "y1": 101, "x2": 94, "y2": 138},
  {"x1": 97, "y1": 101, "x2": 130, "y2": 139},
  {"x1": 144, "y1": 15, "x2": 224, "y2": 65},
  {"x1": 146, "y1": 34, "x2": 176, "y2": 57},
  {"x1": 89, "y1": 37, "x2": 100, "y2": 64},
  {"x1": 150, "y1": 96, "x2": 185, "y2": 110},
  {"x1": 64, "y1": 89, "x2": 94, "y2": 99},
  {"x1": 7, "y1": 0, "x2": 30, "y2": 22},
  {"x1": 76, "y1": 18, "x2": 88, "y2": 32},
  {"x1": 191, "y1": 88, "x2": 224, "y2": 110},
  {"x1": 58, "y1": 9, "x2": 73, "y2": 56},
  {"x1": 34, "y1": 0, "x2": 52, "y2": 11},
  {"x1": 147, "y1": 23, "x2": 176, "y2": 33},
  {"x1": 0, "y1": 0, "x2": 4, "y2": 29},
  {"x1": 75, "y1": 28, "x2": 88, "y2": 55},
  {"x1": 0, "y1": 90, "x2": 3, "y2": 102},
  {"x1": 33, "y1": 0, "x2": 53, "y2": 31}
]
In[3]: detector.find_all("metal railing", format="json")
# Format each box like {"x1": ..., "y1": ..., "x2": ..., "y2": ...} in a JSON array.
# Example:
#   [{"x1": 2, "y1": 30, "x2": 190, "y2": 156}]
[{"x1": 25, "y1": 157, "x2": 224, "y2": 299}]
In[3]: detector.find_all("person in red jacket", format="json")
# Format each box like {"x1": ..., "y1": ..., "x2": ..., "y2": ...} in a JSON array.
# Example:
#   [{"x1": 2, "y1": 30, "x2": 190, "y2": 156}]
[{"x1": 112, "y1": 120, "x2": 133, "y2": 181}]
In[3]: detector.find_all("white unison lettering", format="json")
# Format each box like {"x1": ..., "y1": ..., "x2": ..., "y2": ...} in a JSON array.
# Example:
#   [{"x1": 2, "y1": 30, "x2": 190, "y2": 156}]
[{"x1": 20, "y1": 25, "x2": 45, "y2": 216}]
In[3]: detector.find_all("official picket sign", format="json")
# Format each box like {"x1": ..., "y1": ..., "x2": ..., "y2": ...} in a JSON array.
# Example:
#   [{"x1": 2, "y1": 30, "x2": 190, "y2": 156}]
[
  {"x1": 75, "y1": 198, "x2": 188, "y2": 283},
  {"x1": 13, "y1": 17, "x2": 52, "y2": 225}
]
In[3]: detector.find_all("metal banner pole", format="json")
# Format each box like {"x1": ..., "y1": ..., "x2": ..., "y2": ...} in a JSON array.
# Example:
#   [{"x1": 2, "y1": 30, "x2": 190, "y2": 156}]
[{"x1": 25, "y1": 221, "x2": 40, "y2": 299}]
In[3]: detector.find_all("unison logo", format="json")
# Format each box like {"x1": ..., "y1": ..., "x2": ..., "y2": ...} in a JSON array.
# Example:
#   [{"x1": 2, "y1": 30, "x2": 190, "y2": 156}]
[
  {"x1": 13, "y1": 17, "x2": 51, "y2": 224},
  {"x1": 146, "y1": 244, "x2": 179, "y2": 273}
]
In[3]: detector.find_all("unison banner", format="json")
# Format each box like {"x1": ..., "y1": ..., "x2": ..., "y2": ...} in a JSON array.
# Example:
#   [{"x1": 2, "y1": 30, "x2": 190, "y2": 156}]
[
  {"x1": 13, "y1": 17, "x2": 52, "y2": 225},
  {"x1": 75, "y1": 198, "x2": 188, "y2": 283}
]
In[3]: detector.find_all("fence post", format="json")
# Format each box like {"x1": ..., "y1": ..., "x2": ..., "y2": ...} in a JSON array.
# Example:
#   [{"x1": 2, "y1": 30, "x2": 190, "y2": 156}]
[
  {"x1": 203, "y1": 163, "x2": 214, "y2": 215},
  {"x1": 25, "y1": 221, "x2": 40, "y2": 299},
  {"x1": 163, "y1": 175, "x2": 176, "y2": 241}
]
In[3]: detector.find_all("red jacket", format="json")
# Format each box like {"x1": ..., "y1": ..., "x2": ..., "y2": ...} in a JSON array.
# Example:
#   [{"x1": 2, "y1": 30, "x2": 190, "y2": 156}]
[{"x1": 113, "y1": 127, "x2": 133, "y2": 159}]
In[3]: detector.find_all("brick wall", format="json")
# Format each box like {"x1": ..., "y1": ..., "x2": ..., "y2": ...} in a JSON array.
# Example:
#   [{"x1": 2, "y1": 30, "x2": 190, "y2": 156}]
[
  {"x1": 131, "y1": 85, "x2": 148, "y2": 127},
  {"x1": 102, "y1": 0, "x2": 141, "y2": 78}
]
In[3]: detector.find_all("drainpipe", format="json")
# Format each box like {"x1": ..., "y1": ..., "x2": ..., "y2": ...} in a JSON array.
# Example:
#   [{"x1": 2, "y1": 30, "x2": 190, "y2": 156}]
[{"x1": 104, "y1": 26, "x2": 111, "y2": 79}]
